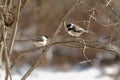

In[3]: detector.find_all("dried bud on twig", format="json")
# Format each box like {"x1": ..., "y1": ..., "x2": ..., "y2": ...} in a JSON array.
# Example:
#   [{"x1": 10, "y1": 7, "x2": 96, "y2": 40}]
[{"x1": 3, "y1": 11, "x2": 15, "y2": 27}]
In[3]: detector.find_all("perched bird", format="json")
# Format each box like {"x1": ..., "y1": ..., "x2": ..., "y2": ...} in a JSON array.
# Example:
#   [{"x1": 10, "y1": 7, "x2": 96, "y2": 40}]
[
  {"x1": 32, "y1": 35, "x2": 48, "y2": 47},
  {"x1": 66, "y1": 23, "x2": 87, "y2": 37}
]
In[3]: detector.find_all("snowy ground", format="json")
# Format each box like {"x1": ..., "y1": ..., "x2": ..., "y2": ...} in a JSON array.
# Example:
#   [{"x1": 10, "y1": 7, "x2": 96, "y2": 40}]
[
  {"x1": 0, "y1": 65, "x2": 113, "y2": 80},
  {"x1": 26, "y1": 68, "x2": 112, "y2": 80}
]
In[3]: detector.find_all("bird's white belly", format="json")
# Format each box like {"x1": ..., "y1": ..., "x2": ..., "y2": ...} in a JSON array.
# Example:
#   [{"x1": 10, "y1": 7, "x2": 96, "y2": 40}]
[
  {"x1": 33, "y1": 40, "x2": 47, "y2": 47},
  {"x1": 68, "y1": 31, "x2": 81, "y2": 37}
]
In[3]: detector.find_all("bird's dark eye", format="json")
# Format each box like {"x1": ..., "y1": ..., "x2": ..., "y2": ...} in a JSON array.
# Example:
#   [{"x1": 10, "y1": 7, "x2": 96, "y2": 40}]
[
  {"x1": 44, "y1": 36, "x2": 48, "y2": 38},
  {"x1": 66, "y1": 23, "x2": 71, "y2": 28}
]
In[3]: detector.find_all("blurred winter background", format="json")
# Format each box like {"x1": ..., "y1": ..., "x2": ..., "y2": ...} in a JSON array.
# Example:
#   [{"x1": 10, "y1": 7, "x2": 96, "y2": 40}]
[{"x1": 0, "y1": 0, "x2": 120, "y2": 80}]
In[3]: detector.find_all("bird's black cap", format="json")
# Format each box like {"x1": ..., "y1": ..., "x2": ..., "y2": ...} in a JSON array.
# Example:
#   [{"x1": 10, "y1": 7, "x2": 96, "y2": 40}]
[{"x1": 66, "y1": 23, "x2": 72, "y2": 28}]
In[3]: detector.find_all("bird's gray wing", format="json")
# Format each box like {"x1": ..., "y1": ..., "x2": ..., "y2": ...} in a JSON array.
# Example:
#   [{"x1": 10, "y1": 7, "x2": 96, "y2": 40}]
[
  {"x1": 33, "y1": 37, "x2": 43, "y2": 42},
  {"x1": 72, "y1": 25, "x2": 85, "y2": 32}
]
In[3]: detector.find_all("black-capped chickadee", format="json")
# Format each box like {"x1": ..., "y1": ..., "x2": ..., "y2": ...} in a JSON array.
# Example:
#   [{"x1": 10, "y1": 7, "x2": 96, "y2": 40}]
[
  {"x1": 32, "y1": 35, "x2": 48, "y2": 47},
  {"x1": 66, "y1": 23, "x2": 94, "y2": 37}
]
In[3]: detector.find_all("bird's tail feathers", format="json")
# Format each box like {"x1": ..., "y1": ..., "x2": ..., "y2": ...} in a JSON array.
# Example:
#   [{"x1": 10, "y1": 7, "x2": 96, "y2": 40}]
[{"x1": 84, "y1": 30, "x2": 96, "y2": 34}]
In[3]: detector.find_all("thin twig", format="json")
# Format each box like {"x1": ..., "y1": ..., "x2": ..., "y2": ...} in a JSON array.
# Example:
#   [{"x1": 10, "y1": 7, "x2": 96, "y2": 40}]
[
  {"x1": 78, "y1": 38, "x2": 92, "y2": 64},
  {"x1": 106, "y1": 0, "x2": 113, "y2": 7},
  {"x1": 4, "y1": 35, "x2": 12, "y2": 80},
  {"x1": 10, "y1": 47, "x2": 41, "y2": 69},
  {"x1": 20, "y1": 0, "x2": 28, "y2": 12},
  {"x1": 0, "y1": 12, "x2": 8, "y2": 75},
  {"x1": 4, "y1": 0, "x2": 8, "y2": 7},
  {"x1": 87, "y1": 9, "x2": 95, "y2": 32},
  {"x1": 9, "y1": 0, "x2": 13, "y2": 9},
  {"x1": 6, "y1": 39, "x2": 33, "y2": 42},
  {"x1": 78, "y1": 59, "x2": 92, "y2": 64},
  {"x1": 8, "y1": 0, "x2": 21, "y2": 57}
]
